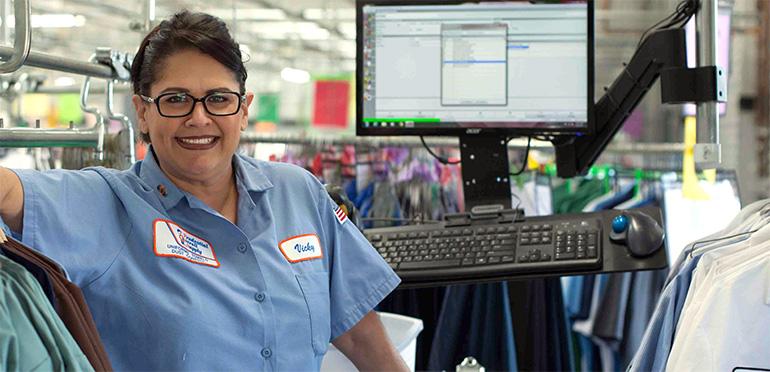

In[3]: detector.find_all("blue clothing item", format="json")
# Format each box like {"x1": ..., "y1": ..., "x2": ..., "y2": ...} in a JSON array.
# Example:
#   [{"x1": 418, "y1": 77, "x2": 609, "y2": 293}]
[
  {"x1": 427, "y1": 283, "x2": 518, "y2": 371},
  {"x1": 593, "y1": 273, "x2": 633, "y2": 342},
  {"x1": 509, "y1": 278, "x2": 573, "y2": 371},
  {"x1": 627, "y1": 256, "x2": 700, "y2": 372},
  {"x1": 12, "y1": 151, "x2": 400, "y2": 371},
  {"x1": 563, "y1": 276, "x2": 581, "y2": 317},
  {"x1": 620, "y1": 268, "x2": 667, "y2": 367},
  {"x1": 354, "y1": 182, "x2": 375, "y2": 222},
  {"x1": 594, "y1": 184, "x2": 636, "y2": 211},
  {"x1": 0, "y1": 245, "x2": 56, "y2": 308},
  {"x1": 1, "y1": 255, "x2": 94, "y2": 371}
]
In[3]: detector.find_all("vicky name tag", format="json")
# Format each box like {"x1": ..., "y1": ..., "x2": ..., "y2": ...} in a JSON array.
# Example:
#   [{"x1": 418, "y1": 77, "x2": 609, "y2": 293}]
[
  {"x1": 279, "y1": 234, "x2": 323, "y2": 263},
  {"x1": 153, "y1": 219, "x2": 220, "y2": 268}
]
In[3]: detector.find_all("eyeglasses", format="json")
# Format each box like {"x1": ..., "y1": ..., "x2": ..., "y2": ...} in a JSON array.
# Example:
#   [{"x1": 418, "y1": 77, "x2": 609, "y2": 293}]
[{"x1": 140, "y1": 91, "x2": 246, "y2": 118}]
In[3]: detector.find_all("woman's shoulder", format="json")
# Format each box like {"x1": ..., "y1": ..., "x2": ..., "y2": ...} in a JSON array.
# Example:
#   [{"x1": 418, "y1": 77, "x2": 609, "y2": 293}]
[{"x1": 14, "y1": 166, "x2": 114, "y2": 187}]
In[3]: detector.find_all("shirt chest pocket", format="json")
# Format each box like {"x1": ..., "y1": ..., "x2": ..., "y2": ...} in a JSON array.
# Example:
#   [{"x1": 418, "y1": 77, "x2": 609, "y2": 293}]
[{"x1": 295, "y1": 271, "x2": 331, "y2": 355}]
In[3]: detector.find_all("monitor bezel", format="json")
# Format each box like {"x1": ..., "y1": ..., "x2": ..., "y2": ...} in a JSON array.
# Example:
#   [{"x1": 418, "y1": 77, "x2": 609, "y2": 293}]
[{"x1": 356, "y1": 0, "x2": 595, "y2": 137}]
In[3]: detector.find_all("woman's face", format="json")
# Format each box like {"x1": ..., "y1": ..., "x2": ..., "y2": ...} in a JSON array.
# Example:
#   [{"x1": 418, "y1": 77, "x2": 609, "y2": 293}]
[{"x1": 132, "y1": 48, "x2": 254, "y2": 184}]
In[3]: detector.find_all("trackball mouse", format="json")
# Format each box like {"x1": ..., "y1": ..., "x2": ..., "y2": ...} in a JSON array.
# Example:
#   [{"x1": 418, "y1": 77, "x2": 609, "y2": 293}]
[{"x1": 608, "y1": 210, "x2": 665, "y2": 257}]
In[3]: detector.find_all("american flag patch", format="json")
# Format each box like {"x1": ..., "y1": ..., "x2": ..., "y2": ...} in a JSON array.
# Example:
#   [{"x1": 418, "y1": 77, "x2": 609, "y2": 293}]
[{"x1": 334, "y1": 205, "x2": 348, "y2": 225}]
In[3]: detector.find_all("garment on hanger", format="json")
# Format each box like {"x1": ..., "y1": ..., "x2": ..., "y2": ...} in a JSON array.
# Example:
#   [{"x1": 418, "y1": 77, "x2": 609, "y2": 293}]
[
  {"x1": 427, "y1": 283, "x2": 518, "y2": 371},
  {"x1": 666, "y1": 250, "x2": 770, "y2": 370},
  {"x1": 508, "y1": 276, "x2": 574, "y2": 371},
  {"x1": 558, "y1": 172, "x2": 670, "y2": 372},
  {"x1": 665, "y1": 208, "x2": 770, "y2": 370},
  {"x1": 628, "y1": 199, "x2": 770, "y2": 372},
  {"x1": 0, "y1": 254, "x2": 94, "y2": 371},
  {"x1": 0, "y1": 238, "x2": 113, "y2": 371}
]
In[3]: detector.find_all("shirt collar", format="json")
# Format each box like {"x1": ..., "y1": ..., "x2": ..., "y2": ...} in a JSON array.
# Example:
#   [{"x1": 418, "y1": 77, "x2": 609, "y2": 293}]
[
  {"x1": 138, "y1": 147, "x2": 273, "y2": 211},
  {"x1": 139, "y1": 148, "x2": 186, "y2": 211},
  {"x1": 232, "y1": 153, "x2": 274, "y2": 193}
]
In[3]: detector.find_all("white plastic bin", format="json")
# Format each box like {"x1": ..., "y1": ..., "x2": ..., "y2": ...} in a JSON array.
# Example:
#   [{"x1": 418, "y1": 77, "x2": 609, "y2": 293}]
[{"x1": 321, "y1": 312, "x2": 424, "y2": 372}]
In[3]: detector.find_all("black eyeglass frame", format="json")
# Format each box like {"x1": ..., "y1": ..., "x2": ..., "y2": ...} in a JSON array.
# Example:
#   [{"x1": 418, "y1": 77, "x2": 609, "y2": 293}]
[{"x1": 140, "y1": 91, "x2": 247, "y2": 118}]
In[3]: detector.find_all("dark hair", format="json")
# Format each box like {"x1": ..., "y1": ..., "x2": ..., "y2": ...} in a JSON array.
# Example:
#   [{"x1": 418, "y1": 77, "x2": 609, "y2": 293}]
[{"x1": 131, "y1": 10, "x2": 248, "y2": 143}]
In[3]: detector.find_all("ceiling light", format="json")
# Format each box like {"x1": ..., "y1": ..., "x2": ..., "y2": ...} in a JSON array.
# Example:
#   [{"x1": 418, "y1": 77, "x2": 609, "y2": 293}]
[
  {"x1": 281, "y1": 67, "x2": 310, "y2": 84},
  {"x1": 209, "y1": 8, "x2": 286, "y2": 21},
  {"x1": 248, "y1": 22, "x2": 330, "y2": 40},
  {"x1": 4, "y1": 14, "x2": 87, "y2": 28},
  {"x1": 53, "y1": 76, "x2": 77, "y2": 87},
  {"x1": 338, "y1": 42, "x2": 356, "y2": 59},
  {"x1": 337, "y1": 23, "x2": 356, "y2": 39},
  {"x1": 303, "y1": 8, "x2": 355, "y2": 21}
]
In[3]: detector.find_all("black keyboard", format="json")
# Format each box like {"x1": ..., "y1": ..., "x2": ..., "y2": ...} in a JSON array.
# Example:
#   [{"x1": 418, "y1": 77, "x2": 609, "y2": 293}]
[{"x1": 365, "y1": 216, "x2": 602, "y2": 282}]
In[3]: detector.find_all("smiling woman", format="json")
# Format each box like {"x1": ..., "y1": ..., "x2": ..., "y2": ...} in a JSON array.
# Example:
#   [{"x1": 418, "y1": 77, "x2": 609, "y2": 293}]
[
  {"x1": 131, "y1": 48, "x2": 253, "y2": 212},
  {"x1": 0, "y1": 10, "x2": 406, "y2": 372}
]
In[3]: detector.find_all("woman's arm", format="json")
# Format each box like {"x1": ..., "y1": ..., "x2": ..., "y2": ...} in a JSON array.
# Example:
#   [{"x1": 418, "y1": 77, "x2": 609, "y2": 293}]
[
  {"x1": 0, "y1": 167, "x2": 24, "y2": 235},
  {"x1": 332, "y1": 311, "x2": 410, "y2": 372}
]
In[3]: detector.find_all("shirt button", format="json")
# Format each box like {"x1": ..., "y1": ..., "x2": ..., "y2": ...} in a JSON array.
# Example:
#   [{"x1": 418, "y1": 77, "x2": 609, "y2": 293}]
[
  {"x1": 255, "y1": 292, "x2": 266, "y2": 302},
  {"x1": 261, "y1": 348, "x2": 272, "y2": 358},
  {"x1": 237, "y1": 243, "x2": 247, "y2": 253}
]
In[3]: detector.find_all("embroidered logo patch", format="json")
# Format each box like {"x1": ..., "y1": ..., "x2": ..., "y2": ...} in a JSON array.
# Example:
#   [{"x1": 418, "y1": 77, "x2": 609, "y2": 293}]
[
  {"x1": 278, "y1": 234, "x2": 323, "y2": 263},
  {"x1": 334, "y1": 205, "x2": 348, "y2": 225},
  {"x1": 153, "y1": 219, "x2": 220, "y2": 268}
]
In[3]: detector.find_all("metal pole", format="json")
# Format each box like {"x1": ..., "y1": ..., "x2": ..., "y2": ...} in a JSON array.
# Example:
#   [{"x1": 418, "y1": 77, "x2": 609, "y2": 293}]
[
  {"x1": 143, "y1": 0, "x2": 156, "y2": 32},
  {"x1": 105, "y1": 80, "x2": 136, "y2": 164},
  {"x1": 1, "y1": 0, "x2": 9, "y2": 45},
  {"x1": 694, "y1": 0, "x2": 721, "y2": 168},
  {"x1": 79, "y1": 64, "x2": 106, "y2": 161},
  {"x1": 34, "y1": 83, "x2": 132, "y2": 95},
  {"x1": 0, "y1": 46, "x2": 123, "y2": 80},
  {"x1": 0, "y1": 127, "x2": 100, "y2": 148},
  {"x1": 0, "y1": 0, "x2": 30, "y2": 74}
]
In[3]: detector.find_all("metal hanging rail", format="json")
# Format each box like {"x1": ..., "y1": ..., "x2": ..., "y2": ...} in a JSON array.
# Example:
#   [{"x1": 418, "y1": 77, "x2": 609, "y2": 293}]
[
  {"x1": 0, "y1": 125, "x2": 102, "y2": 148},
  {"x1": 0, "y1": 0, "x2": 130, "y2": 158},
  {"x1": 0, "y1": 46, "x2": 125, "y2": 80}
]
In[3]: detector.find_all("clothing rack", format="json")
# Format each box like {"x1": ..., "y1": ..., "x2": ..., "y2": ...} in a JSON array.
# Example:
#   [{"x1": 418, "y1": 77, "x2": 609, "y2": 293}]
[
  {"x1": 0, "y1": 0, "x2": 134, "y2": 163},
  {"x1": 240, "y1": 132, "x2": 685, "y2": 154},
  {"x1": 241, "y1": 132, "x2": 546, "y2": 150}
]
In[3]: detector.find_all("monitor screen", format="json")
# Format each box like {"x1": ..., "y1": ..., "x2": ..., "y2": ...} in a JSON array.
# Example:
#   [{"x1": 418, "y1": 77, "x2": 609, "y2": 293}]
[{"x1": 357, "y1": 0, "x2": 594, "y2": 136}]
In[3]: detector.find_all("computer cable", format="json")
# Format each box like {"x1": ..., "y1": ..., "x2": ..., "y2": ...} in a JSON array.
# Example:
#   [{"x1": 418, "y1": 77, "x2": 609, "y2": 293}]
[
  {"x1": 419, "y1": 136, "x2": 461, "y2": 165},
  {"x1": 637, "y1": 0, "x2": 698, "y2": 47},
  {"x1": 508, "y1": 136, "x2": 531, "y2": 176}
]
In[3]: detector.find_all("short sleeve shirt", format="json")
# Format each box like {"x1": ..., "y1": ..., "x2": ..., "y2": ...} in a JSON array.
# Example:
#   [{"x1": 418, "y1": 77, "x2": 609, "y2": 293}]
[{"x1": 12, "y1": 151, "x2": 400, "y2": 371}]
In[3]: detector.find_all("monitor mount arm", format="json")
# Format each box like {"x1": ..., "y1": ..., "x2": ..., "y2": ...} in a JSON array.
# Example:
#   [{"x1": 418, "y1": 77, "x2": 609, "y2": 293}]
[{"x1": 554, "y1": 26, "x2": 726, "y2": 178}]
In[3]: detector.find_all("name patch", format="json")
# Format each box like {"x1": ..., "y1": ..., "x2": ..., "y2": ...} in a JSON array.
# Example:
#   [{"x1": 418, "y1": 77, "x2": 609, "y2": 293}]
[
  {"x1": 279, "y1": 234, "x2": 323, "y2": 263},
  {"x1": 153, "y1": 219, "x2": 220, "y2": 268}
]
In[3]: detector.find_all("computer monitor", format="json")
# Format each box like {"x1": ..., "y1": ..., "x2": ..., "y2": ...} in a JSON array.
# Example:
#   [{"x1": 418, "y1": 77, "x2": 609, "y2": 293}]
[{"x1": 357, "y1": 0, "x2": 594, "y2": 137}]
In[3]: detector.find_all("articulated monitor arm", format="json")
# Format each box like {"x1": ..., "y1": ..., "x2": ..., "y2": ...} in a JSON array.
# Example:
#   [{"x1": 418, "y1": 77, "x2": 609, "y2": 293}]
[{"x1": 554, "y1": 28, "x2": 726, "y2": 178}]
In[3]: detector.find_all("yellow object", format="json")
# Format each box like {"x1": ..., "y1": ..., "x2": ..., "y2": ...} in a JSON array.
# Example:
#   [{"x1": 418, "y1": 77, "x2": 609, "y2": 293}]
[
  {"x1": 527, "y1": 154, "x2": 539, "y2": 170},
  {"x1": 682, "y1": 116, "x2": 710, "y2": 200}
]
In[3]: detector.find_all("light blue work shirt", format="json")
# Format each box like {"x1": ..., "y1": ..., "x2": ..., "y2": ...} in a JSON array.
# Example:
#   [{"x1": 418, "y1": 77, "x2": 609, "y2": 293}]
[
  {"x1": 11, "y1": 150, "x2": 401, "y2": 371},
  {"x1": 626, "y1": 256, "x2": 699, "y2": 372}
]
